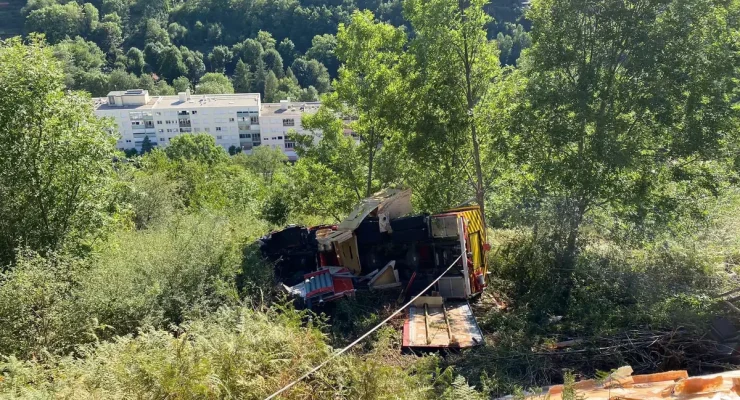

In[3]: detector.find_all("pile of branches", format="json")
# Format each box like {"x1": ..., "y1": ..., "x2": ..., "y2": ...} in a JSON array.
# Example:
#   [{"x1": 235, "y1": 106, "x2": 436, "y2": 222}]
[{"x1": 540, "y1": 327, "x2": 737, "y2": 378}]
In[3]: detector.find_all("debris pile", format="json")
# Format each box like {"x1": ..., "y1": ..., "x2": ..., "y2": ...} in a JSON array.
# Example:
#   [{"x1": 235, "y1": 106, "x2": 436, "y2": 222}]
[
  {"x1": 537, "y1": 367, "x2": 740, "y2": 399},
  {"x1": 259, "y1": 188, "x2": 490, "y2": 349}
]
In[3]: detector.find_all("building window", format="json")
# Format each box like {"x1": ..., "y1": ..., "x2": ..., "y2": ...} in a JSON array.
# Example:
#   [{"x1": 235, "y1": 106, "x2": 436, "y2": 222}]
[
  {"x1": 156, "y1": 112, "x2": 161, "y2": 116},
  {"x1": 229, "y1": 117, "x2": 235, "y2": 122},
  {"x1": 204, "y1": 128, "x2": 210, "y2": 132},
  {"x1": 125, "y1": 139, "x2": 132, "y2": 143},
  {"x1": 192, "y1": 111, "x2": 197, "y2": 114},
  {"x1": 159, "y1": 138, "x2": 165, "y2": 142},
  {"x1": 282, "y1": 118, "x2": 295, "y2": 127},
  {"x1": 216, "y1": 127, "x2": 222, "y2": 131},
  {"x1": 216, "y1": 135, "x2": 223, "y2": 140},
  {"x1": 239, "y1": 133, "x2": 249, "y2": 139},
  {"x1": 250, "y1": 116, "x2": 259, "y2": 124},
  {"x1": 285, "y1": 142, "x2": 295, "y2": 149},
  {"x1": 158, "y1": 129, "x2": 164, "y2": 133},
  {"x1": 277, "y1": 136, "x2": 283, "y2": 140}
]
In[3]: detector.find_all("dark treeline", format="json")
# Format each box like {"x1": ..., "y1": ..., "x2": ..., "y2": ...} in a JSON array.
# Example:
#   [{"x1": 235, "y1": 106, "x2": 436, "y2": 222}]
[{"x1": 15, "y1": 0, "x2": 529, "y2": 101}]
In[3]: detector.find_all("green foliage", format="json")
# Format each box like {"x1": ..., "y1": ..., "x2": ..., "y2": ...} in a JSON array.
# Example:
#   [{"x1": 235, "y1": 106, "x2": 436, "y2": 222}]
[
  {"x1": 518, "y1": 0, "x2": 740, "y2": 262},
  {"x1": 172, "y1": 75, "x2": 191, "y2": 92},
  {"x1": 195, "y1": 71, "x2": 234, "y2": 94},
  {"x1": 237, "y1": 145, "x2": 287, "y2": 183},
  {"x1": 0, "y1": 37, "x2": 118, "y2": 266},
  {"x1": 140, "y1": 135, "x2": 154, "y2": 154},
  {"x1": 232, "y1": 59, "x2": 251, "y2": 93},
  {"x1": 164, "y1": 134, "x2": 229, "y2": 165},
  {"x1": 0, "y1": 250, "x2": 96, "y2": 360}
]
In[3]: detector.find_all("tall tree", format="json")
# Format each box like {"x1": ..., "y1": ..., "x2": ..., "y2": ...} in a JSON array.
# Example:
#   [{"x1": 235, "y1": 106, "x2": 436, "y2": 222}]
[
  {"x1": 233, "y1": 59, "x2": 251, "y2": 93},
  {"x1": 263, "y1": 70, "x2": 279, "y2": 102},
  {"x1": 0, "y1": 37, "x2": 118, "y2": 265},
  {"x1": 140, "y1": 135, "x2": 154, "y2": 154},
  {"x1": 335, "y1": 11, "x2": 408, "y2": 196},
  {"x1": 519, "y1": 0, "x2": 739, "y2": 269},
  {"x1": 403, "y1": 0, "x2": 504, "y2": 225},
  {"x1": 208, "y1": 45, "x2": 232, "y2": 73}
]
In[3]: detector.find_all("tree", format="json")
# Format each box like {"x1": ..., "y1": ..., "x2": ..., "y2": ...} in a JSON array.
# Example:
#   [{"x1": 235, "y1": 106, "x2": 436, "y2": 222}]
[
  {"x1": 25, "y1": 3, "x2": 84, "y2": 44},
  {"x1": 233, "y1": 59, "x2": 251, "y2": 93},
  {"x1": 233, "y1": 38, "x2": 263, "y2": 65},
  {"x1": 157, "y1": 45, "x2": 186, "y2": 81},
  {"x1": 168, "y1": 22, "x2": 188, "y2": 43},
  {"x1": 208, "y1": 45, "x2": 232, "y2": 73},
  {"x1": 165, "y1": 133, "x2": 228, "y2": 165},
  {"x1": 173, "y1": 76, "x2": 191, "y2": 93},
  {"x1": 306, "y1": 34, "x2": 338, "y2": 77},
  {"x1": 125, "y1": 47, "x2": 145, "y2": 75},
  {"x1": 297, "y1": 107, "x2": 367, "y2": 203},
  {"x1": 298, "y1": 86, "x2": 319, "y2": 102},
  {"x1": 52, "y1": 37, "x2": 105, "y2": 83},
  {"x1": 239, "y1": 143, "x2": 287, "y2": 183},
  {"x1": 181, "y1": 46, "x2": 206, "y2": 82},
  {"x1": 0, "y1": 37, "x2": 118, "y2": 265},
  {"x1": 291, "y1": 57, "x2": 330, "y2": 93},
  {"x1": 262, "y1": 48, "x2": 284, "y2": 78},
  {"x1": 81, "y1": 3, "x2": 100, "y2": 36},
  {"x1": 257, "y1": 30, "x2": 276, "y2": 50},
  {"x1": 195, "y1": 72, "x2": 234, "y2": 94},
  {"x1": 334, "y1": 10, "x2": 408, "y2": 197},
  {"x1": 143, "y1": 41, "x2": 164, "y2": 69},
  {"x1": 402, "y1": 0, "x2": 504, "y2": 228},
  {"x1": 228, "y1": 145, "x2": 242, "y2": 156},
  {"x1": 518, "y1": 0, "x2": 739, "y2": 270},
  {"x1": 143, "y1": 18, "x2": 170, "y2": 45},
  {"x1": 92, "y1": 16, "x2": 124, "y2": 57},
  {"x1": 252, "y1": 57, "x2": 267, "y2": 94},
  {"x1": 107, "y1": 68, "x2": 139, "y2": 91},
  {"x1": 140, "y1": 135, "x2": 154, "y2": 154},
  {"x1": 264, "y1": 70, "x2": 279, "y2": 102},
  {"x1": 277, "y1": 38, "x2": 296, "y2": 67}
]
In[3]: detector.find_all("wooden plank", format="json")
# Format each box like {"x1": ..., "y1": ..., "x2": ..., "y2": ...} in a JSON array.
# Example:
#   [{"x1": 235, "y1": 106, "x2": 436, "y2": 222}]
[
  {"x1": 424, "y1": 303, "x2": 430, "y2": 345},
  {"x1": 631, "y1": 370, "x2": 688, "y2": 384}
]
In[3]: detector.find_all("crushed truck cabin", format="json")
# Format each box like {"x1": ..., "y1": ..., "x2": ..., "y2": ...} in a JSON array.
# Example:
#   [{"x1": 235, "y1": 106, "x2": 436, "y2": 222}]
[{"x1": 258, "y1": 188, "x2": 489, "y2": 350}]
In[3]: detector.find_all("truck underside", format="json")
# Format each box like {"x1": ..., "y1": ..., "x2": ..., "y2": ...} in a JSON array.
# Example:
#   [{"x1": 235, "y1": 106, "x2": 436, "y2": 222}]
[{"x1": 259, "y1": 188, "x2": 488, "y2": 349}]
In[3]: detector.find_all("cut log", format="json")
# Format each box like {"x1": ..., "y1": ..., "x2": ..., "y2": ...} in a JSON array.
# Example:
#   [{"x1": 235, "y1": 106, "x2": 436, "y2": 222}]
[
  {"x1": 673, "y1": 376, "x2": 723, "y2": 395},
  {"x1": 631, "y1": 370, "x2": 688, "y2": 384}
]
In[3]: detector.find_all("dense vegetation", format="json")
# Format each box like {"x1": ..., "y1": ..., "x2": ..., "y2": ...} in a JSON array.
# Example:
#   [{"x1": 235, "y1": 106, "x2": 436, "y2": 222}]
[
  {"x1": 1, "y1": 0, "x2": 528, "y2": 102},
  {"x1": 1, "y1": 0, "x2": 740, "y2": 397}
]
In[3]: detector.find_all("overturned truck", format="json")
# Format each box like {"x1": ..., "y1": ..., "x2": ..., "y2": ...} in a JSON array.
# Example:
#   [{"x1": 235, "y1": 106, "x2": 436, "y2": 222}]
[{"x1": 259, "y1": 188, "x2": 488, "y2": 349}]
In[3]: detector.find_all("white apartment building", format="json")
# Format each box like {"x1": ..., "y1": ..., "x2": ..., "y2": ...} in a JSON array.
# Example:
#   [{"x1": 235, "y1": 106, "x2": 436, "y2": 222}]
[
  {"x1": 94, "y1": 90, "x2": 332, "y2": 160},
  {"x1": 259, "y1": 100, "x2": 321, "y2": 160},
  {"x1": 95, "y1": 89, "x2": 262, "y2": 152}
]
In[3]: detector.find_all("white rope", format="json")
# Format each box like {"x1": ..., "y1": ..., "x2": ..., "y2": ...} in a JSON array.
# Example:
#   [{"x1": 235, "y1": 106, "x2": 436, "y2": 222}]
[{"x1": 264, "y1": 254, "x2": 464, "y2": 400}]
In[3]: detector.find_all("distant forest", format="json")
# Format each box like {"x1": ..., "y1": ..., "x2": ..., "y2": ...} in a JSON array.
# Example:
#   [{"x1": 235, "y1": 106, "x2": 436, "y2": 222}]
[{"x1": 4, "y1": 0, "x2": 530, "y2": 101}]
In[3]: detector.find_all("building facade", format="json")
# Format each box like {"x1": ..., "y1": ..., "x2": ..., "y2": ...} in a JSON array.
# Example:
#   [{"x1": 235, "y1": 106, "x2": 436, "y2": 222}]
[{"x1": 94, "y1": 90, "x2": 328, "y2": 160}]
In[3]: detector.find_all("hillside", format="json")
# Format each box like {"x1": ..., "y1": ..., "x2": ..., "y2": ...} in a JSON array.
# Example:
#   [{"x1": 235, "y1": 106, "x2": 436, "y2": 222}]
[
  {"x1": 0, "y1": 0, "x2": 23, "y2": 38},
  {"x1": 1, "y1": 0, "x2": 739, "y2": 398}
]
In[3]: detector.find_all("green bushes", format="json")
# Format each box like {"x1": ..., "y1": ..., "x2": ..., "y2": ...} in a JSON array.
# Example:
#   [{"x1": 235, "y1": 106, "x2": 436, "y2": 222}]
[{"x1": 0, "y1": 305, "x2": 456, "y2": 399}]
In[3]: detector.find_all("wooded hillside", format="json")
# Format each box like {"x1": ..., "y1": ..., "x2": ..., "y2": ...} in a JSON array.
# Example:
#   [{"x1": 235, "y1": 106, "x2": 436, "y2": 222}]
[{"x1": 1, "y1": 0, "x2": 739, "y2": 398}]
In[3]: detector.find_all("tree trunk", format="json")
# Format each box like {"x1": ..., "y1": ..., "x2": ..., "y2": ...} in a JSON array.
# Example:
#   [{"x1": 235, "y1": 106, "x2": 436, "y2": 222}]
[
  {"x1": 366, "y1": 126, "x2": 375, "y2": 197},
  {"x1": 460, "y1": 14, "x2": 488, "y2": 234}
]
